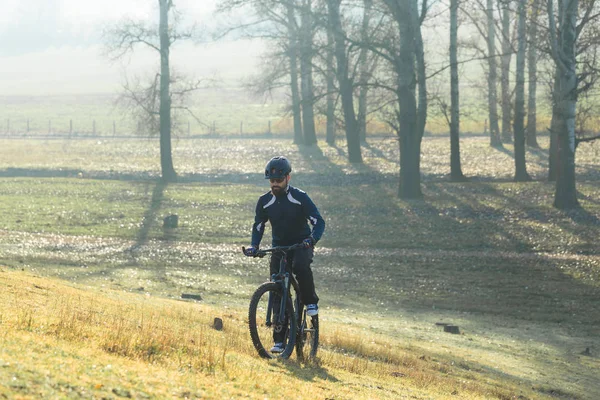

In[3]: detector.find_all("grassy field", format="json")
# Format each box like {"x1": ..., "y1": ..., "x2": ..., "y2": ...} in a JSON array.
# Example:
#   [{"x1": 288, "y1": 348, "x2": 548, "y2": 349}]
[
  {"x1": 1, "y1": 135, "x2": 599, "y2": 399},
  {"x1": 0, "y1": 91, "x2": 504, "y2": 137}
]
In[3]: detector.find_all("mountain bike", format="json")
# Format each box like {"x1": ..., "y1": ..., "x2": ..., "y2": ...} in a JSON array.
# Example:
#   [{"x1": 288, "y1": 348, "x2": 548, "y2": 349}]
[{"x1": 243, "y1": 243, "x2": 319, "y2": 360}]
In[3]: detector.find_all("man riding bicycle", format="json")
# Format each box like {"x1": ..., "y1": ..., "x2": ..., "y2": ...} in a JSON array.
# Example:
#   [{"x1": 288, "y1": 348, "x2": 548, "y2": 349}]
[{"x1": 244, "y1": 156, "x2": 325, "y2": 353}]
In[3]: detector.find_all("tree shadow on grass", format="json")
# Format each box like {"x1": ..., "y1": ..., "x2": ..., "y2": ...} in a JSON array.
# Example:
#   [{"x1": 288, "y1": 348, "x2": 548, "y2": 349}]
[
  {"x1": 421, "y1": 180, "x2": 600, "y2": 254},
  {"x1": 130, "y1": 180, "x2": 167, "y2": 250},
  {"x1": 577, "y1": 187, "x2": 600, "y2": 207},
  {"x1": 296, "y1": 144, "x2": 345, "y2": 175},
  {"x1": 362, "y1": 139, "x2": 398, "y2": 165},
  {"x1": 563, "y1": 200, "x2": 600, "y2": 227}
]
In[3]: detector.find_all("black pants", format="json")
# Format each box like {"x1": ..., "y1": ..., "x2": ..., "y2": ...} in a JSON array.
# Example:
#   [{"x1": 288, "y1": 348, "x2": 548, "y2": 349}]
[
  {"x1": 269, "y1": 247, "x2": 319, "y2": 344},
  {"x1": 269, "y1": 247, "x2": 319, "y2": 305}
]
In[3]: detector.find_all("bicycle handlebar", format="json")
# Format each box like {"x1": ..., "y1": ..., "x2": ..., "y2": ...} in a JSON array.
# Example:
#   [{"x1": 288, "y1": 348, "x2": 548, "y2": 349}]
[{"x1": 242, "y1": 243, "x2": 305, "y2": 258}]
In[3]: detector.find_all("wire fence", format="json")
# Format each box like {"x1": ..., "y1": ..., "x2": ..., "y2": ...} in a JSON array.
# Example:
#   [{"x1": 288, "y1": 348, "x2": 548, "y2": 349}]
[{"x1": 0, "y1": 117, "x2": 288, "y2": 139}]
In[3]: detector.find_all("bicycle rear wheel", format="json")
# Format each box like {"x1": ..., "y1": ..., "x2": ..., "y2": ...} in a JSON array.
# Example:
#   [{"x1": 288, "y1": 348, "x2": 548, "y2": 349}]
[
  {"x1": 248, "y1": 282, "x2": 297, "y2": 359},
  {"x1": 296, "y1": 308, "x2": 319, "y2": 362}
]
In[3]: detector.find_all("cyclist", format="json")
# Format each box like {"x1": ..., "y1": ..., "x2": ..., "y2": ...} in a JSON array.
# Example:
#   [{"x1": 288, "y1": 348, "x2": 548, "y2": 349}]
[{"x1": 244, "y1": 156, "x2": 325, "y2": 353}]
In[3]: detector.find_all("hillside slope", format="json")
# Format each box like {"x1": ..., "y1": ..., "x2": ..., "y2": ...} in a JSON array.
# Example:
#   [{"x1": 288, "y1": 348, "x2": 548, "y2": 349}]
[{"x1": 1, "y1": 268, "x2": 541, "y2": 399}]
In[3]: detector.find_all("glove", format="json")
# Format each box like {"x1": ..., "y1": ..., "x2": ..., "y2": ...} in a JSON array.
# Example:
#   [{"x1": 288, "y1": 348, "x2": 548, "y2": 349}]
[
  {"x1": 244, "y1": 246, "x2": 258, "y2": 257},
  {"x1": 302, "y1": 237, "x2": 316, "y2": 248}
]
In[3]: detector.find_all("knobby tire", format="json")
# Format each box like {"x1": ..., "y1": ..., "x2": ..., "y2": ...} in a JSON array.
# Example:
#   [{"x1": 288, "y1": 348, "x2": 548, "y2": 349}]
[{"x1": 248, "y1": 282, "x2": 297, "y2": 359}]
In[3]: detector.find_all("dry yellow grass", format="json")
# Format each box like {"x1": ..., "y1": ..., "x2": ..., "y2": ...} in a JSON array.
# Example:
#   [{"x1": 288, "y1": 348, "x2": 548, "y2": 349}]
[{"x1": 0, "y1": 267, "x2": 546, "y2": 399}]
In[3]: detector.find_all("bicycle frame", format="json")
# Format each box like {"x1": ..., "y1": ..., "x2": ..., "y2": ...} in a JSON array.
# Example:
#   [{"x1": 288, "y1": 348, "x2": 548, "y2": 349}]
[
  {"x1": 266, "y1": 253, "x2": 293, "y2": 327},
  {"x1": 251, "y1": 243, "x2": 304, "y2": 328}
]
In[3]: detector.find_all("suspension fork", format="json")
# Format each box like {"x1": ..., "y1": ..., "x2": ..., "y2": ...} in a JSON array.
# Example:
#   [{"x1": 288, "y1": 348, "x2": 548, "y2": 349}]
[
  {"x1": 266, "y1": 253, "x2": 291, "y2": 326},
  {"x1": 265, "y1": 277, "x2": 289, "y2": 326}
]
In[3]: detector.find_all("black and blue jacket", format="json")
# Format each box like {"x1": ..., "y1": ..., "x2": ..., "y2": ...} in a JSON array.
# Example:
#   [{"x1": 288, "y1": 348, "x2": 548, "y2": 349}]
[{"x1": 251, "y1": 185, "x2": 325, "y2": 247}]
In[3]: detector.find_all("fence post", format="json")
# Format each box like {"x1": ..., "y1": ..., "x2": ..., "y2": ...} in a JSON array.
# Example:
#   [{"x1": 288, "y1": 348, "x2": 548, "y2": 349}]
[
  {"x1": 69, "y1": 119, "x2": 73, "y2": 138},
  {"x1": 268, "y1": 120, "x2": 271, "y2": 136},
  {"x1": 188, "y1": 121, "x2": 191, "y2": 136},
  {"x1": 113, "y1": 121, "x2": 116, "y2": 137},
  {"x1": 240, "y1": 121, "x2": 243, "y2": 135}
]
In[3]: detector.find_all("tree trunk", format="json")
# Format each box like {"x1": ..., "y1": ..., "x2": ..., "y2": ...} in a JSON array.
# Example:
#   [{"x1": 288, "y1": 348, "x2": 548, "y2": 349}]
[
  {"x1": 552, "y1": 0, "x2": 579, "y2": 209},
  {"x1": 513, "y1": 0, "x2": 531, "y2": 181},
  {"x1": 399, "y1": 126, "x2": 422, "y2": 198},
  {"x1": 327, "y1": 0, "x2": 363, "y2": 163},
  {"x1": 500, "y1": 1, "x2": 513, "y2": 143},
  {"x1": 159, "y1": 0, "x2": 176, "y2": 182},
  {"x1": 548, "y1": 65, "x2": 559, "y2": 181},
  {"x1": 357, "y1": 0, "x2": 373, "y2": 143},
  {"x1": 526, "y1": 0, "x2": 540, "y2": 148},
  {"x1": 397, "y1": 0, "x2": 422, "y2": 198},
  {"x1": 326, "y1": 25, "x2": 336, "y2": 145},
  {"x1": 299, "y1": 0, "x2": 317, "y2": 146},
  {"x1": 450, "y1": 0, "x2": 465, "y2": 181},
  {"x1": 286, "y1": 3, "x2": 304, "y2": 145},
  {"x1": 487, "y1": 0, "x2": 502, "y2": 147},
  {"x1": 413, "y1": 0, "x2": 427, "y2": 144}
]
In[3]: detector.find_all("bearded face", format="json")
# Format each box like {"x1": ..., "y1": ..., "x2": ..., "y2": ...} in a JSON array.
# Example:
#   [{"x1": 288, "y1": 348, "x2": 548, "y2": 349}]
[{"x1": 270, "y1": 176, "x2": 289, "y2": 195}]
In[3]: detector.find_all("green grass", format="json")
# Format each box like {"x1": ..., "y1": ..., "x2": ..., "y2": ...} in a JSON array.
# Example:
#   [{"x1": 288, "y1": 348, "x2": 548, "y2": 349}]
[
  {"x1": 0, "y1": 136, "x2": 599, "y2": 398},
  {"x1": 0, "y1": 91, "x2": 511, "y2": 137},
  {"x1": 0, "y1": 91, "x2": 293, "y2": 137}
]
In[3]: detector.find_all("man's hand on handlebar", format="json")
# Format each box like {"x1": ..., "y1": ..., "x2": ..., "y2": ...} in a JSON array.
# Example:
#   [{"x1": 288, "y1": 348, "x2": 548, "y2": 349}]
[
  {"x1": 303, "y1": 236, "x2": 316, "y2": 249},
  {"x1": 243, "y1": 246, "x2": 258, "y2": 257}
]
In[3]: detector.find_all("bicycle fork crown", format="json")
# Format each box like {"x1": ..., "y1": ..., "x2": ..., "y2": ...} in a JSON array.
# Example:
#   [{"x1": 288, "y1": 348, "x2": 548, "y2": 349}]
[{"x1": 271, "y1": 272, "x2": 288, "y2": 282}]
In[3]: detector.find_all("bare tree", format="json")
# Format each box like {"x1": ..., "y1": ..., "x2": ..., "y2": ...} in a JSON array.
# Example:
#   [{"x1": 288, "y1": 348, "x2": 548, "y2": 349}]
[
  {"x1": 487, "y1": 0, "x2": 504, "y2": 147},
  {"x1": 459, "y1": 0, "x2": 503, "y2": 147},
  {"x1": 104, "y1": 0, "x2": 199, "y2": 182},
  {"x1": 380, "y1": 0, "x2": 428, "y2": 198},
  {"x1": 326, "y1": 0, "x2": 363, "y2": 163},
  {"x1": 286, "y1": 1, "x2": 305, "y2": 144},
  {"x1": 217, "y1": 0, "x2": 310, "y2": 144},
  {"x1": 512, "y1": 0, "x2": 532, "y2": 180},
  {"x1": 450, "y1": 0, "x2": 467, "y2": 181},
  {"x1": 357, "y1": 0, "x2": 373, "y2": 143},
  {"x1": 299, "y1": 0, "x2": 318, "y2": 145},
  {"x1": 499, "y1": 0, "x2": 514, "y2": 143},
  {"x1": 325, "y1": 22, "x2": 336, "y2": 145},
  {"x1": 526, "y1": 0, "x2": 541, "y2": 148},
  {"x1": 547, "y1": 0, "x2": 579, "y2": 208}
]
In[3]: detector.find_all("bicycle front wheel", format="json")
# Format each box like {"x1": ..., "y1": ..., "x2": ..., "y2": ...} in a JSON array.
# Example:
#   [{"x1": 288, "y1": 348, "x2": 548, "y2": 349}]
[
  {"x1": 296, "y1": 310, "x2": 319, "y2": 362},
  {"x1": 248, "y1": 282, "x2": 297, "y2": 359}
]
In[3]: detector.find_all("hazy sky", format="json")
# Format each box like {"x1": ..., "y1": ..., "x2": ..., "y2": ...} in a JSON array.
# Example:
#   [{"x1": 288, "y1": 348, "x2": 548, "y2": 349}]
[{"x1": 0, "y1": 0, "x2": 264, "y2": 95}]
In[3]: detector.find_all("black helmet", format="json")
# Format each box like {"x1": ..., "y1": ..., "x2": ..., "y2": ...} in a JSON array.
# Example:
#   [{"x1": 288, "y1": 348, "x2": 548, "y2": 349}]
[{"x1": 265, "y1": 156, "x2": 292, "y2": 179}]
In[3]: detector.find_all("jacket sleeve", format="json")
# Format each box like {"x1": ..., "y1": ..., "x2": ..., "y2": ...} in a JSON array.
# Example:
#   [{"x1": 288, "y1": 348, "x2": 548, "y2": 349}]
[
  {"x1": 302, "y1": 194, "x2": 325, "y2": 243},
  {"x1": 251, "y1": 198, "x2": 269, "y2": 247}
]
